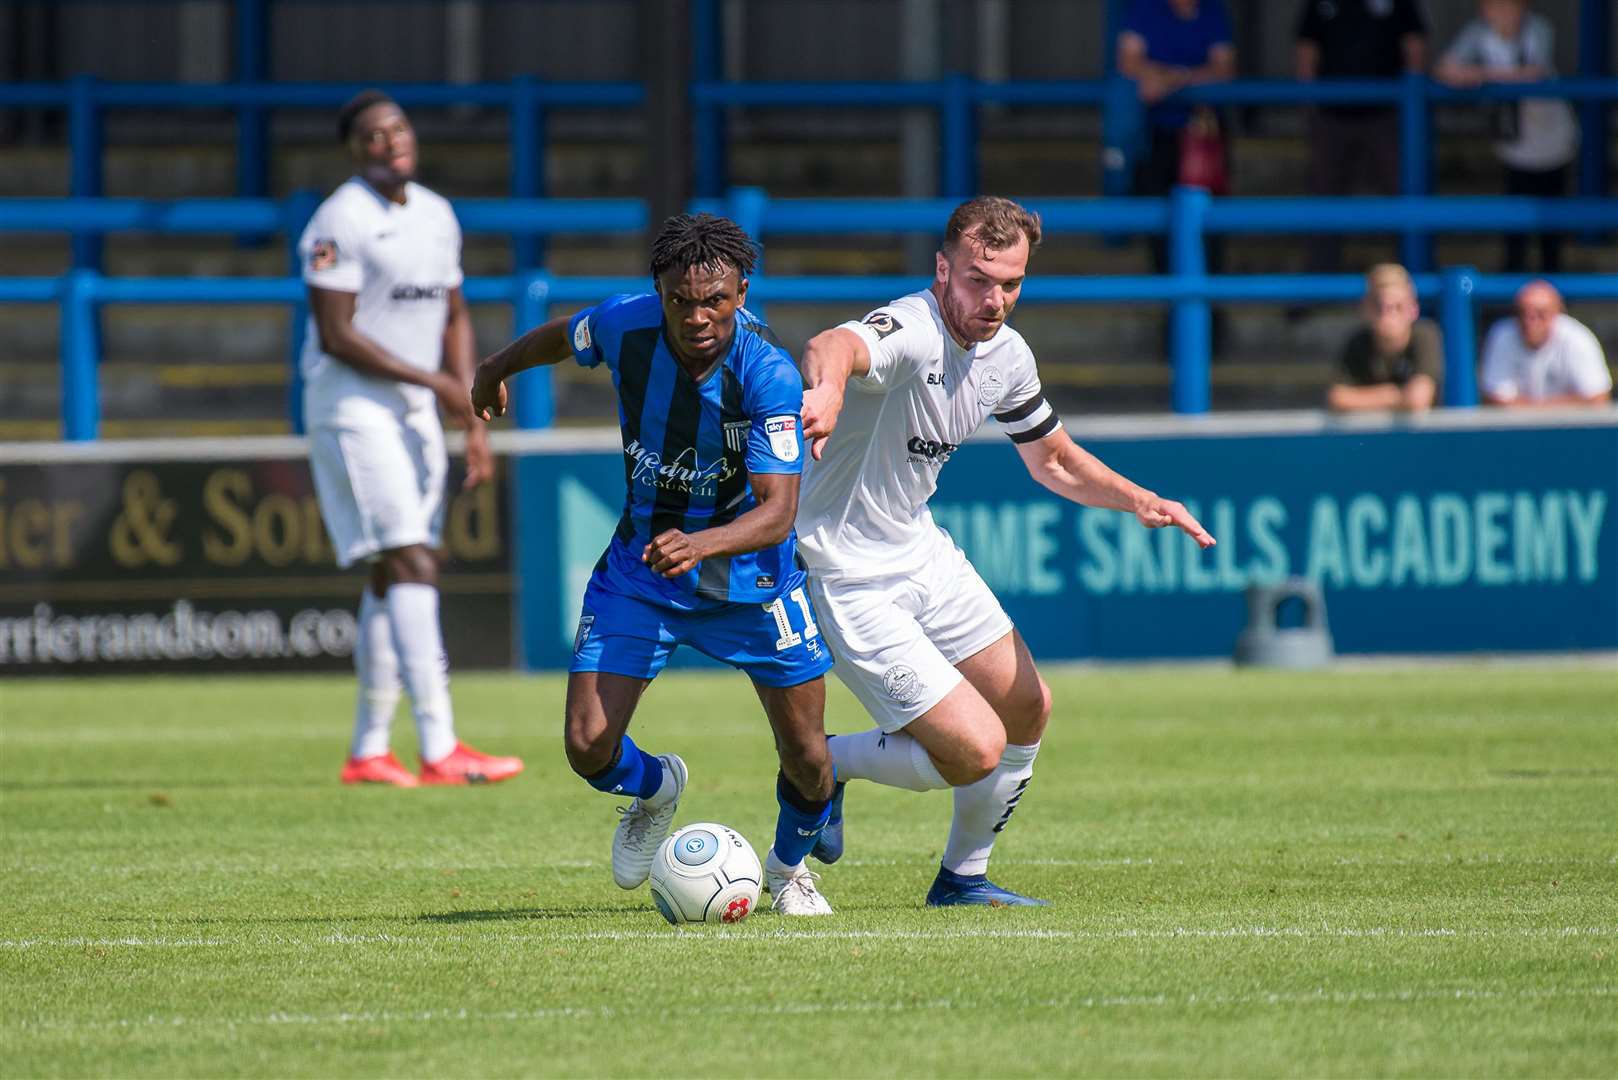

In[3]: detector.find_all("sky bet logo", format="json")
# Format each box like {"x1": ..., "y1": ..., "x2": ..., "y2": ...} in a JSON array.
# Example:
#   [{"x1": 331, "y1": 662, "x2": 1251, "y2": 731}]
[{"x1": 907, "y1": 435, "x2": 959, "y2": 463}]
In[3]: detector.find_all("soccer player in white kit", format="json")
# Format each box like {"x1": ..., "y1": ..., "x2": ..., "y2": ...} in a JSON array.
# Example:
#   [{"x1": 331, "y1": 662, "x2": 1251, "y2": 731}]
[
  {"x1": 300, "y1": 91, "x2": 522, "y2": 788},
  {"x1": 796, "y1": 196, "x2": 1214, "y2": 905}
]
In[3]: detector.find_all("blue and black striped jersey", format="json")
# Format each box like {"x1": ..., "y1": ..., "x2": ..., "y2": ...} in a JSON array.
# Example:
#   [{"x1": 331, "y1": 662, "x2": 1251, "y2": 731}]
[{"x1": 568, "y1": 293, "x2": 807, "y2": 610}]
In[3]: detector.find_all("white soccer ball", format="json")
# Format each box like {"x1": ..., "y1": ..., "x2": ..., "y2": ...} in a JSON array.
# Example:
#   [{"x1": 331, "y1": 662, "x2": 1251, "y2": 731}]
[{"x1": 649, "y1": 822, "x2": 762, "y2": 925}]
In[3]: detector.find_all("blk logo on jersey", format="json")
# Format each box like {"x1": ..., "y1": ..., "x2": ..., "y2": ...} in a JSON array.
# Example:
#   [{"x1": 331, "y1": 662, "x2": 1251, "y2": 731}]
[
  {"x1": 862, "y1": 311, "x2": 903, "y2": 340},
  {"x1": 926, "y1": 372, "x2": 947, "y2": 387},
  {"x1": 906, "y1": 435, "x2": 959, "y2": 463},
  {"x1": 765, "y1": 415, "x2": 799, "y2": 462}
]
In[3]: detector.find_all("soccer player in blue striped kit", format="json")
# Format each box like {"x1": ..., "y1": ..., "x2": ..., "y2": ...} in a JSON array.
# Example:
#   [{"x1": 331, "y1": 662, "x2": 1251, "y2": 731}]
[{"x1": 471, "y1": 214, "x2": 837, "y2": 915}]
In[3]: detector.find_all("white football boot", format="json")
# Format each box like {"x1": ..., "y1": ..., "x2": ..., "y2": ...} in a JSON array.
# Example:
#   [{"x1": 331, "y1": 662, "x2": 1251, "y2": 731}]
[
  {"x1": 611, "y1": 753, "x2": 687, "y2": 889},
  {"x1": 765, "y1": 851, "x2": 834, "y2": 916}
]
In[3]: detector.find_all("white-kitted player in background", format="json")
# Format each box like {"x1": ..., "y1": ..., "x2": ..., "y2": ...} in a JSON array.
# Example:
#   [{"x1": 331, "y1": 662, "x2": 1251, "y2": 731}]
[
  {"x1": 300, "y1": 90, "x2": 522, "y2": 787},
  {"x1": 795, "y1": 196, "x2": 1215, "y2": 905}
]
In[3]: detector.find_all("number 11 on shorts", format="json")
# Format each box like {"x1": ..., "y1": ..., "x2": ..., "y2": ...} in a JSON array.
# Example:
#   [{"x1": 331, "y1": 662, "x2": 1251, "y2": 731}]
[{"x1": 766, "y1": 588, "x2": 819, "y2": 651}]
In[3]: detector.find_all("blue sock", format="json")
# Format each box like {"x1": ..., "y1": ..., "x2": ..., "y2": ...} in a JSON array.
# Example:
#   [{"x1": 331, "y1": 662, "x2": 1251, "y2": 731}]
[
  {"x1": 583, "y1": 735, "x2": 664, "y2": 798},
  {"x1": 772, "y1": 772, "x2": 833, "y2": 867}
]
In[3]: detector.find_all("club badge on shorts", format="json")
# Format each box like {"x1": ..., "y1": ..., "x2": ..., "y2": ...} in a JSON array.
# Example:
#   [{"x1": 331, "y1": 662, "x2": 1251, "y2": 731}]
[
  {"x1": 883, "y1": 663, "x2": 926, "y2": 706},
  {"x1": 765, "y1": 415, "x2": 799, "y2": 462}
]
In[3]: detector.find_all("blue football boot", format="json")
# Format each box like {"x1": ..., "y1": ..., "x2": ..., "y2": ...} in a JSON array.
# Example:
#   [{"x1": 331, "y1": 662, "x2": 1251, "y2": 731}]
[
  {"x1": 925, "y1": 864, "x2": 1049, "y2": 907},
  {"x1": 809, "y1": 781, "x2": 845, "y2": 864}
]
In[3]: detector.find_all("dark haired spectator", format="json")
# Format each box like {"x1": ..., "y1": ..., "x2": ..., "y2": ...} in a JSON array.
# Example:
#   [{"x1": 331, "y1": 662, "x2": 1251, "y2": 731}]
[
  {"x1": 1296, "y1": 0, "x2": 1428, "y2": 275},
  {"x1": 1117, "y1": 0, "x2": 1236, "y2": 276},
  {"x1": 1436, "y1": 0, "x2": 1578, "y2": 273}
]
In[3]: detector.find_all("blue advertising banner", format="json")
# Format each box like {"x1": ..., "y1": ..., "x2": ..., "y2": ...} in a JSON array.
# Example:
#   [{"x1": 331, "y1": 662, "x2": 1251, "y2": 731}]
[{"x1": 511, "y1": 414, "x2": 1617, "y2": 669}]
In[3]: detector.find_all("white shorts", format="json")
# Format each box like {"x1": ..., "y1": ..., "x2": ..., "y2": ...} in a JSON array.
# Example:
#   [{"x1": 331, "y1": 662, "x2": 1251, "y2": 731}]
[
  {"x1": 308, "y1": 407, "x2": 447, "y2": 569},
  {"x1": 807, "y1": 531, "x2": 1013, "y2": 733}
]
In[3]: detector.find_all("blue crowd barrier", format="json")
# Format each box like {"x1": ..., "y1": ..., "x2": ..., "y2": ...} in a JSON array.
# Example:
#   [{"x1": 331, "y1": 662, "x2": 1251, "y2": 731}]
[
  {"x1": 5, "y1": 185, "x2": 1618, "y2": 436},
  {"x1": 3, "y1": 69, "x2": 1613, "y2": 273},
  {"x1": 0, "y1": 75, "x2": 644, "y2": 270},
  {"x1": 8, "y1": 255, "x2": 1618, "y2": 442}
]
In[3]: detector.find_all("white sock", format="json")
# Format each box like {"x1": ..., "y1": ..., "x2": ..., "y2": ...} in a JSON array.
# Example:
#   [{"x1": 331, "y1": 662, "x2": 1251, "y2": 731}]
[
  {"x1": 384, "y1": 582, "x2": 458, "y2": 763},
  {"x1": 348, "y1": 588, "x2": 400, "y2": 759},
  {"x1": 827, "y1": 728, "x2": 950, "y2": 792},
  {"x1": 943, "y1": 741, "x2": 1041, "y2": 877},
  {"x1": 765, "y1": 848, "x2": 805, "y2": 877}
]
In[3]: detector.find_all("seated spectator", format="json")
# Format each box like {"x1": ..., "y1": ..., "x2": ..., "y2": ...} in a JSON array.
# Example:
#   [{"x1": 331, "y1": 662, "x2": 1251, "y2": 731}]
[
  {"x1": 1117, "y1": 0, "x2": 1237, "y2": 276},
  {"x1": 1327, "y1": 264, "x2": 1442, "y2": 413},
  {"x1": 1481, "y1": 281, "x2": 1613, "y2": 407},
  {"x1": 1295, "y1": 0, "x2": 1428, "y2": 275},
  {"x1": 1435, "y1": 0, "x2": 1578, "y2": 273}
]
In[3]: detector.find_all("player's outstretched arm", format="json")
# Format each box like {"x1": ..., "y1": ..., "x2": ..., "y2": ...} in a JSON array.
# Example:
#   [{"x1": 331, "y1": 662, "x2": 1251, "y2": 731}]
[
  {"x1": 642, "y1": 472, "x2": 800, "y2": 578},
  {"x1": 799, "y1": 328, "x2": 871, "y2": 461},
  {"x1": 1015, "y1": 427, "x2": 1215, "y2": 549},
  {"x1": 470, "y1": 314, "x2": 576, "y2": 422}
]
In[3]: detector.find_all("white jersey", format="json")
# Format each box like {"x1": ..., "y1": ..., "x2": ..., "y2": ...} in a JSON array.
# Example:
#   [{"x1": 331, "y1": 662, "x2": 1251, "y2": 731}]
[
  {"x1": 297, "y1": 178, "x2": 464, "y2": 425},
  {"x1": 797, "y1": 289, "x2": 1060, "y2": 581},
  {"x1": 1479, "y1": 314, "x2": 1612, "y2": 403}
]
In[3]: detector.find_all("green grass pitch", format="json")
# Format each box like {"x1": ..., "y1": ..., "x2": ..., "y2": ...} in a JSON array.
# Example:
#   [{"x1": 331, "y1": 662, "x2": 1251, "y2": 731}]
[{"x1": 2, "y1": 664, "x2": 1615, "y2": 1077}]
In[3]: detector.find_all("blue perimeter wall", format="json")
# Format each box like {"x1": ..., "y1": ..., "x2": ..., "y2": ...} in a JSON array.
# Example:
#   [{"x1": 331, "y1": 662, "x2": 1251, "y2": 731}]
[{"x1": 512, "y1": 414, "x2": 1618, "y2": 670}]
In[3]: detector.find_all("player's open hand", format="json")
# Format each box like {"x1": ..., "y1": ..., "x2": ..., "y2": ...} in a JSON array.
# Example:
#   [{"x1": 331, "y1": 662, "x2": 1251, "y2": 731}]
[
  {"x1": 463, "y1": 423, "x2": 494, "y2": 489},
  {"x1": 1136, "y1": 495, "x2": 1216, "y2": 549},
  {"x1": 800, "y1": 384, "x2": 844, "y2": 461},
  {"x1": 470, "y1": 359, "x2": 508, "y2": 423},
  {"x1": 643, "y1": 529, "x2": 706, "y2": 577}
]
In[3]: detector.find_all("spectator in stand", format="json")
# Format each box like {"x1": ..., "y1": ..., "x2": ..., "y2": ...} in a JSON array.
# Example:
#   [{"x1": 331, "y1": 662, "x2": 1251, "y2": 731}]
[
  {"x1": 1480, "y1": 281, "x2": 1612, "y2": 407},
  {"x1": 1435, "y1": 0, "x2": 1579, "y2": 273},
  {"x1": 1117, "y1": 0, "x2": 1236, "y2": 277},
  {"x1": 1328, "y1": 264, "x2": 1442, "y2": 413},
  {"x1": 1295, "y1": 0, "x2": 1428, "y2": 275}
]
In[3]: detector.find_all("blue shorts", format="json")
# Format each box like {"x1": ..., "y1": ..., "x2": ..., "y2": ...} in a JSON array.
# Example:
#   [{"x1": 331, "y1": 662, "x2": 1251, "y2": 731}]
[{"x1": 570, "y1": 568, "x2": 835, "y2": 688}]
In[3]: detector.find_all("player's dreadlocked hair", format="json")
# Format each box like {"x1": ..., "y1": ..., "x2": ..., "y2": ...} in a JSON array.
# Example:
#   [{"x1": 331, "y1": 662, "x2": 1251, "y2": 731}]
[
  {"x1": 648, "y1": 213, "x2": 759, "y2": 282},
  {"x1": 337, "y1": 90, "x2": 399, "y2": 142}
]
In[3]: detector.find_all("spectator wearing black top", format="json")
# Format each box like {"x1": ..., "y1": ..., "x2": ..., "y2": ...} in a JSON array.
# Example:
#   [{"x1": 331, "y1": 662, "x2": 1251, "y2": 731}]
[{"x1": 1296, "y1": 0, "x2": 1428, "y2": 275}]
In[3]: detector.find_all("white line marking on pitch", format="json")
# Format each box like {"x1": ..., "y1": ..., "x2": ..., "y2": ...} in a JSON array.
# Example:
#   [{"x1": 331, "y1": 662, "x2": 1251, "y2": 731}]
[{"x1": 10, "y1": 985, "x2": 1616, "y2": 1035}]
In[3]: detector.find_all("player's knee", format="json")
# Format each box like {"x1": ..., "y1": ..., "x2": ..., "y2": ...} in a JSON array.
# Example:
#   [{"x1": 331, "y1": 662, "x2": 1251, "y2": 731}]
[
  {"x1": 562, "y1": 721, "x2": 614, "y2": 778},
  {"x1": 779, "y1": 750, "x2": 834, "y2": 802},
  {"x1": 937, "y1": 726, "x2": 1004, "y2": 786},
  {"x1": 381, "y1": 545, "x2": 437, "y2": 586},
  {"x1": 1017, "y1": 677, "x2": 1053, "y2": 741}
]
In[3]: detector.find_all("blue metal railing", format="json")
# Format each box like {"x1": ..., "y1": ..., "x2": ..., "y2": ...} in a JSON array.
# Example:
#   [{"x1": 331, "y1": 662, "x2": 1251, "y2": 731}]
[
  {"x1": 0, "y1": 75, "x2": 644, "y2": 270},
  {"x1": 4, "y1": 71, "x2": 1613, "y2": 273},
  {"x1": 4, "y1": 186, "x2": 1617, "y2": 436}
]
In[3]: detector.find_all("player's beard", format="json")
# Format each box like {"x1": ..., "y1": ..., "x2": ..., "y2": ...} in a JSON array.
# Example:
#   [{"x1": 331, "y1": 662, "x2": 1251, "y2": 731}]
[{"x1": 940, "y1": 282, "x2": 1009, "y2": 346}]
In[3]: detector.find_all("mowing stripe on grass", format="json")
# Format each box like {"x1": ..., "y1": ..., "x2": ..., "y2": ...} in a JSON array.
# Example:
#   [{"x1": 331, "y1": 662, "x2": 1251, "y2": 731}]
[{"x1": 11, "y1": 985, "x2": 1617, "y2": 1035}]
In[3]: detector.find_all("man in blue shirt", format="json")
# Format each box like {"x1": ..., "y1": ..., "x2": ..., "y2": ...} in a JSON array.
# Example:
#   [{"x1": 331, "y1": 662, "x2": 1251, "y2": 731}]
[{"x1": 471, "y1": 214, "x2": 836, "y2": 916}]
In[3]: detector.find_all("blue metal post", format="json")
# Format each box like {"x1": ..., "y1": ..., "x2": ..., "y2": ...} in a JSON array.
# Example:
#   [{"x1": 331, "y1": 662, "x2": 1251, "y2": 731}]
[
  {"x1": 941, "y1": 72, "x2": 977, "y2": 197},
  {"x1": 1168, "y1": 186, "x2": 1211, "y2": 415},
  {"x1": 1438, "y1": 265, "x2": 1479, "y2": 407},
  {"x1": 1398, "y1": 72, "x2": 1431, "y2": 271},
  {"x1": 510, "y1": 76, "x2": 545, "y2": 270},
  {"x1": 726, "y1": 186, "x2": 769, "y2": 319},
  {"x1": 692, "y1": 0, "x2": 726, "y2": 198},
  {"x1": 512, "y1": 273, "x2": 554, "y2": 429},
  {"x1": 1577, "y1": 0, "x2": 1611, "y2": 201},
  {"x1": 61, "y1": 270, "x2": 100, "y2": 440},
  {"x1": 68, "y1": 75, "x2": 102, "y2": 270},
  {"x1": 285, "y1": 190, "x2": 321, "y2": 434},
  {"x1": 234, "y1": 0, "x2": 269, "y2": 202}
]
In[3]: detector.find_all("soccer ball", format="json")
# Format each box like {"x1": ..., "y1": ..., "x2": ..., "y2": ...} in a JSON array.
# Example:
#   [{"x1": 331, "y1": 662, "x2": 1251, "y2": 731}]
[{"x1": 648, "y1": 823, "x2": 762, "y2": 925}]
